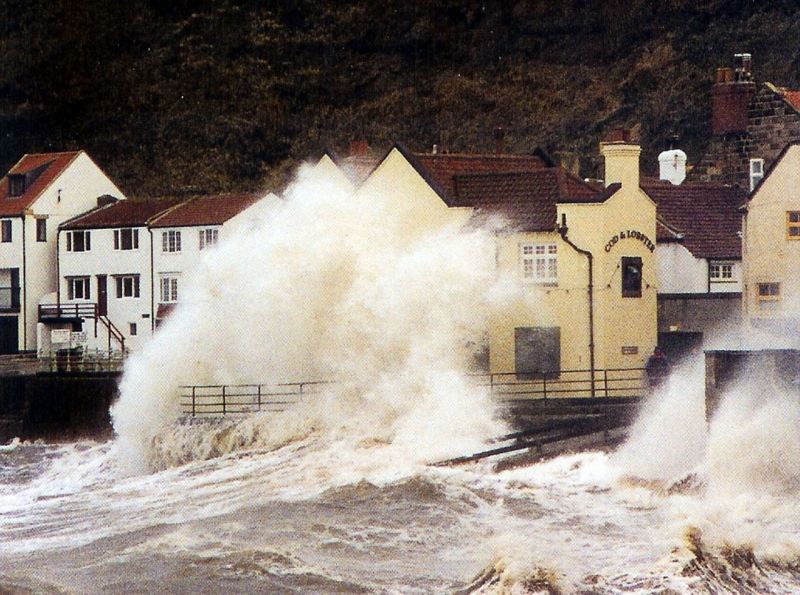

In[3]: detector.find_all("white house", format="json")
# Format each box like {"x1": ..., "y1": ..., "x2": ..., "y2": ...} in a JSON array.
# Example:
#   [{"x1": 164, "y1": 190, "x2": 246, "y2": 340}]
[
  {"x1": 0, "y1": 151, "x2": 125, "y2": 354},
  {"x1": 641, "y1": 154, "x2": 747, "y2": 358},
  {"x1": 46, "y1": 194, "x2": 268, "y2": 354}
]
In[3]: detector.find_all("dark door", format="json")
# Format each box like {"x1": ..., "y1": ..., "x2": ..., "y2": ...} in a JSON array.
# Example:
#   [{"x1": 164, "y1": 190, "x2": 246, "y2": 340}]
[
  {"x1": 97, "y1": 275, "x2": 107, "y2": 316},
  {"x1": 0, "y1": 317, "x2": 18, "y2": 354}
]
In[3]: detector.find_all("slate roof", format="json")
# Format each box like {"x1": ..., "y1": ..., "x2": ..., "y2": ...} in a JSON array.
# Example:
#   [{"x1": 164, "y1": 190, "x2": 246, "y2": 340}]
[
  {"x1": 642, "y1": 180, "x2": 746, "y2": 259},
  {"x1": 402, "y1": 145, "x2": 552, "y2": 205},
  {"x1": 0, "y1": 152, "x2": 82, "y2": 216},
  {"x1": 61, "y1": 198, "x2": 185, "y2": 230},
  {"x1": 450, "y1": 169, "x2": 605, "y2": 231},
  {"x1": 149, "y1": 194, "x2": 263, "y2": 228}
]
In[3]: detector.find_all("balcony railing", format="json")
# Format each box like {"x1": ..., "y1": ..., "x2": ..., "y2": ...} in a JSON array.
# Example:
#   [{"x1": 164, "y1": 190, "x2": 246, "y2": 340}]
[{"x1": 38, "y1": 303, "x2": 98, "y2": 320}]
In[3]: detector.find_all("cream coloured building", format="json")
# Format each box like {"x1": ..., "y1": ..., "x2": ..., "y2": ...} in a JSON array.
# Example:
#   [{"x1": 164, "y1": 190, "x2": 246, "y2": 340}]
[
  {"x1": 741, "y1": 142, "x2": 800, "y2": 341},
  {"x1": 359, "y1": 139, "x2": 658, "y2": 385}
]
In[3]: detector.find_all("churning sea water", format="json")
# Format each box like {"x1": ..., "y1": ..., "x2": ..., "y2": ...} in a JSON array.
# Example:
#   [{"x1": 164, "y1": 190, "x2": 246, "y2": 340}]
[
  {"x1": 3, "y1": 164, "x2": 800, "y2": 594},
  {"x1": 2, "y1": 380, "x2": 800, "y2": 595}
]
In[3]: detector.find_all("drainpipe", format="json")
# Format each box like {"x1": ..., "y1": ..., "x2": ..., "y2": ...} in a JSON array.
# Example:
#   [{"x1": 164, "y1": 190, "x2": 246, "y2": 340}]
[
  {"x1": 21, "y1": 213, "x2": 27, "y2": 352},
  {"x1": 558, "y1": 213, "x2": 595, "y2": 397},
  {"x1": 148, "y1": 228, "x2": 155, "y2": 333},
  {"x1": 56, "y1": 228, "x2": 62, "y2": 311}
]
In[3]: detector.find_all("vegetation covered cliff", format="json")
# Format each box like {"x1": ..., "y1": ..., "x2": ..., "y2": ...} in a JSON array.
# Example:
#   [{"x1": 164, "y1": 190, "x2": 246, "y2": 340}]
[{"x1": 1, "y1": 0, "x2": 799, "y2": 196}]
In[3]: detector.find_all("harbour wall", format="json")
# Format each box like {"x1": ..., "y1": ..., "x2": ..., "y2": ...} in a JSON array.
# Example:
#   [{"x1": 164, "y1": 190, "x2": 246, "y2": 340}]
[{"x1": 0, "y1": 372, "x2": 120, "y2": 443}]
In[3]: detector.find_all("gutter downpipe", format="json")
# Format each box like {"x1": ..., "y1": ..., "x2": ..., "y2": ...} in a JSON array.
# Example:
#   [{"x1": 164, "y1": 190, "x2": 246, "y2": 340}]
[
  {"x1": 21, "y1": 213, "x2": 27, "y2": 352},
  {"x1": 148, "y1": 228, "x2": 155, "y2": 334},
  {"x1": 558, "y1": 213, "x2": 595, "y2": 397}
]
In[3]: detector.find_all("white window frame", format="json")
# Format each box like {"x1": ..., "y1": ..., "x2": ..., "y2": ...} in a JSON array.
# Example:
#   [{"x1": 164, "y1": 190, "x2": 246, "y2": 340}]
[
  {"x1": 159, "y1": 276, "x2": 179, "y2": 303},
  {"x1": 199, "y1": 228, "x2": 219, "y2": 250},
  {"x1": 67, "y1": 277, "x2": 91, "y2": 300},
  {"x1": 750, "y1": 158, "x2": 764, "y2": 192},
  {"x1": 709, "y1": 261, "x2": 735, "y2": 283},
  {"x1": 521, "y1": 242, "x2": 558, "y2": 285},
  {"x1": 66, "y1": 230, "x2": 91, "y2": 252},
  {"x1": 162, "y1": 230, "x2": 182, "y2": 253},
  {"x1": 113, "y1": 228, "x2": 139, "y2": 251}
]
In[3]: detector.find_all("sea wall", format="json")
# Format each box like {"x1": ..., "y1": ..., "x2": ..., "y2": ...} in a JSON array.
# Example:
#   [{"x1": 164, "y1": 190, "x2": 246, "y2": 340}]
[{"x1": 0, "y1": 372, "x2": 120, "y2": 443}]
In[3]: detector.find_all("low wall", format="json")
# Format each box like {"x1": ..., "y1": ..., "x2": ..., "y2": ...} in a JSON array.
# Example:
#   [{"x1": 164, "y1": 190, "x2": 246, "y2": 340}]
[{"x1": 0, "y1": 372, "x2": 120, "y2": 443}]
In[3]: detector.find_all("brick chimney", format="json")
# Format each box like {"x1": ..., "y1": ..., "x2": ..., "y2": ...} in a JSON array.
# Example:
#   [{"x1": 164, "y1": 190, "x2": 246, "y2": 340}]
[
  {"x1": 600, "y1": 129, "x2": 641, "y2": 189},
  {"x1": 712, "y1": 53, "x2": 756, "y2": 135}
]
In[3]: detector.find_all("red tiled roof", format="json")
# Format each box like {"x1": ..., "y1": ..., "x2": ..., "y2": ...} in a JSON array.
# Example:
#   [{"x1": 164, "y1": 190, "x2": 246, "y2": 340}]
[
  {"x1": 407, "y1": 149, "x2": 550, "y2": 204},
  {"x1": 150, "y1": 193, "x2": 263, "y2": 228},
  {"x1": 0, "y1": 152, "x2": 82, "y2": 216},
  {"x1": 450, "y1": 169, "x2": 603, "y2": 231},
  {"x1": 780, "y1": 90, "x2": 800, "y2": 112},
  {"x1": 642, "y1": 180, "x2": 746, "y2": 259},
  {"x1": 61, "y1": 198, "x2": 185, "y2": 230}
]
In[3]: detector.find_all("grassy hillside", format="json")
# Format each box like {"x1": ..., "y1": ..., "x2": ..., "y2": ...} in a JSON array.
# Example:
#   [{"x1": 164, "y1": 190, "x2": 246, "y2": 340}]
[{"x1": 1, "y1": 0, "x2": 799, "y2": 197}]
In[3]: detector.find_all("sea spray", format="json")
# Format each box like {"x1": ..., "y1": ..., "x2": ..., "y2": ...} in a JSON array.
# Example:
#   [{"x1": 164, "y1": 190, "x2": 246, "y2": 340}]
[
  {"x1": 611, "y1": 354, "x2": 708, "y2": 484},
  {"x1": 112, "y1": 163, "x2": 515, "y2": 474}
]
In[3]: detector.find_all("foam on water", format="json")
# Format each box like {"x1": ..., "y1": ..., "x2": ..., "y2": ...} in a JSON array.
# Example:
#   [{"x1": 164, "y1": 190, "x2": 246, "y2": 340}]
[{"x1": 111, "y1": 163, "x2": 517, "y2": 475}]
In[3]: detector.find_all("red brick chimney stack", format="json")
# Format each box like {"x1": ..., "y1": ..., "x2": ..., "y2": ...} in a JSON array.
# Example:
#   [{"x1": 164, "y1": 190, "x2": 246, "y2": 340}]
[{"x1": 712, "y1": 53, "x2": 756, "y2": 135}]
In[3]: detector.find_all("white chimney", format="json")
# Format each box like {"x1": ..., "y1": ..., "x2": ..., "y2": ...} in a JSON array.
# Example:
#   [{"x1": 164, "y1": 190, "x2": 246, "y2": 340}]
[{"x1": 658, "y1": 149, "x2": 687, "y2": 185}]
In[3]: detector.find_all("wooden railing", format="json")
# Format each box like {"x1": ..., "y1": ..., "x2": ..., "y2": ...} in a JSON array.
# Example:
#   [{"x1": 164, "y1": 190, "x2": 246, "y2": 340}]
[
  {"x1": 179, "y1": 368, "x2": 648, "y2": 417},
  {"x1": 38, "y1": 303, "x2": 98, "y2": 320}
]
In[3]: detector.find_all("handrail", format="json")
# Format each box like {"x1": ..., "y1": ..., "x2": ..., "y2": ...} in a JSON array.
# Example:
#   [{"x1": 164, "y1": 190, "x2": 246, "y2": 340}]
[
  {"x1": 98, "y1": 315, "x2": 126, "y2": 352},
  {"x1": 179, "y1": 370, "x2": 647, "y2": 417}
]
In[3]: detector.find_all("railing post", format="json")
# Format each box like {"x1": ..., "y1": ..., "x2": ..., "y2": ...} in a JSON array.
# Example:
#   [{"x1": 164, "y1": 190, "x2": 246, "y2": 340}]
[
  {"x1": 542, "y1": 377, "x2": 547, "y2": 400},
  {"x1": 257, "y1": 384, "x2": 262, "y2": 411},
  {"x1": 222, "y1": 385, "x2": 226, "y2": 415},
  {"x1": 192, "y1": 386, "x2": 196, "y2": 417},
  {"x1": 604, "y1": 369, "x2": 609, "y2": 398}
]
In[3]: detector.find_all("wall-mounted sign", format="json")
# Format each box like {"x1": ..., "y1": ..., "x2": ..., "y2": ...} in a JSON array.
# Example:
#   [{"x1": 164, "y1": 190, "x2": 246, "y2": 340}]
[
  {"x1": 51, "y1": 329, "x2": 70, "y2": 344},
  {"x1": 604, "y1": 229, "x2": 655, "y2": 253},
  {"x1": 71, "y1": 332, "x2": 87, "y2": 344},
  {"x1": 621, "y1": 345, "x2": 639, "y2": 355}
]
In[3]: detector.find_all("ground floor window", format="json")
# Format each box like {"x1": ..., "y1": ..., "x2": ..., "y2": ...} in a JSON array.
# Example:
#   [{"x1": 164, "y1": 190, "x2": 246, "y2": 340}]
[
  {"x1": 115, "y1": 275, "x2": 140, "y2": 299},
  {"x1": 159, "y1": 276, "x2": 179, "y2": 303},
  {"x1": 67, "y1": 277, "x2": 91, "y2": 300},
  {"x1": 515, "y1": 326, "x2": 560, "y2": 379}
]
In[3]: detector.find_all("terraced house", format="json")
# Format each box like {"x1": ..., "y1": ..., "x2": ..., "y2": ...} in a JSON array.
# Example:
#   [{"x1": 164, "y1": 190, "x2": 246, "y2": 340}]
[{"x1": 42, "y1": 194, "x2": 269, "y2": 355}]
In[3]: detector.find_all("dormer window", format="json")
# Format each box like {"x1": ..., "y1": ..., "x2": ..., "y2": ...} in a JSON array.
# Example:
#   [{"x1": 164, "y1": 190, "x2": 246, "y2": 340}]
[{"x1": 8, "y1": 175, "x2": 25, "y2": 197}]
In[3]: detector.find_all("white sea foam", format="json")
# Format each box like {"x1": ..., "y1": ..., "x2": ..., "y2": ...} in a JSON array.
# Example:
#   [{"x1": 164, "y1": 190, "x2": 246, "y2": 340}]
[{"x1": 112, "y1": 163, "x2": 514, "y2": 474}]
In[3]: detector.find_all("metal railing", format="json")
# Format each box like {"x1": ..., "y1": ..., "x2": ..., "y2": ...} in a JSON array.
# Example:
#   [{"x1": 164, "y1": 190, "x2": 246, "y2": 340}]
[
  {"x1": 481, "y1": 367, "x2": 646, "y2": 401},
  {"x1": 180, "y1": 381, "x2": 334, "y2": 416},
  {"x1": 179, "y1": 368, "x2": 647, "y2": 417},
  {"x1": 36, "y1": 348, "x2": 126, "y2": 373}
]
